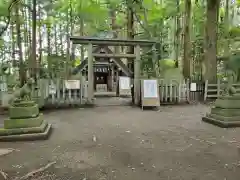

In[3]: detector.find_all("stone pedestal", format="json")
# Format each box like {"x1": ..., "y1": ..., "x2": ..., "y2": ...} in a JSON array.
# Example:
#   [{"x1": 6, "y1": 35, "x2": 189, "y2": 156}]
[
  {"x1": 202, "y1": 95, "x2": 240, "y2": 128},
  {"x1": 0, "y1": 101, "x2": 52, "y2": 141}
]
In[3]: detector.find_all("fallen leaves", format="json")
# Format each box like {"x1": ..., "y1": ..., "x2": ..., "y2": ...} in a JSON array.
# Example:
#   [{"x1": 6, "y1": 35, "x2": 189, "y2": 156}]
[
  {"x1": 18, "y1": 161, "x2": 56, "y2": 180},
  {"x1": 0, "y1": 169, "x2": 8, "y2": 180}
]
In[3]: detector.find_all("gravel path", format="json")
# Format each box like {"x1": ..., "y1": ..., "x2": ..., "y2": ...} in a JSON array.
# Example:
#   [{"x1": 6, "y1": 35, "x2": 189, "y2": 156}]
[{"x1": 0, "y1": 101, "x2": 240, "y2": 180}]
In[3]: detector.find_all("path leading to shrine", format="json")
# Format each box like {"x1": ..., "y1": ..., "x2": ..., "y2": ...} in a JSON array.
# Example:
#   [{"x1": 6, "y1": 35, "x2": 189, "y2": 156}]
[{"x1": 0, "y1": 103, "x2": 240, "y2": 180}]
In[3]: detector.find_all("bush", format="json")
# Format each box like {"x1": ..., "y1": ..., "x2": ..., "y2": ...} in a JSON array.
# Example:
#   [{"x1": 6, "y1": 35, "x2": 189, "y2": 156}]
[{"x1": 159, "y1": 59, "x2": 176, "y2": 71}]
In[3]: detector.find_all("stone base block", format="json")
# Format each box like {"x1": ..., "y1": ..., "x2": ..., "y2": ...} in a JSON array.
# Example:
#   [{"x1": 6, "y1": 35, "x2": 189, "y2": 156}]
[
  {"x1": 215, "y1": 98, "x2": 240, "y2": 109},
  {"x1": 211, "y1": 107, "x2": 240, "y2": 116},
  {"x1": 202, "y1": 116, "x2": 240, "y2": 128},
  {"x1": 0, "y1": 120, "x2": 52, "y2": 141},
  {"x1": 209, "y1": 113, "x2": 240, "y2": 121},
  {"x1": 4, "y1": 114, "x2": 43, "y2": 129},
  {"x1": 9, "y1": 103, "x2": 39, "y2": 119}
]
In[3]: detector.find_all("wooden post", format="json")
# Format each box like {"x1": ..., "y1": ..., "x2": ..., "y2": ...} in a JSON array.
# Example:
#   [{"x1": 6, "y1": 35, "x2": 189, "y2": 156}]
[
  {"x1": 152, "y1": 44, "x2": 158, "y2": 77},
  {"x1": 80, "y1": 43, "x2": 84, "y2": 104},
  {"x1": 204, "y1": 80, "x2": 208, "y2": 101},
  {"x1": 217, "y1": 78, "x2": 220, "y2": 98},
  {"x1": 87, "y1": 43, "x2": 94, "y2": 104},
  {"x1": 116, "y1": 69, "x2": 119, "y2": 96},
  {"x1": 111, "y1": 64, "x2": 115, "y2": 91},
  {"x1": 134, "y1": 45, "x2": 141, "y2": 105}
]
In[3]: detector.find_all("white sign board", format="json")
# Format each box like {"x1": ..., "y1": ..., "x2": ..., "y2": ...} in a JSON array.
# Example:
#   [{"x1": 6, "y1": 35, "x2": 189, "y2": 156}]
[
  {"x1": 143, "y1": 79, "x2": 158, "y2": 98},
  {"x1": 49, "y1": 84, "x2": 56, "y2": 95},
  {"x1": 65, "y1": 80, "x2": 80, "y2": 89},
  {"x1": 0, "y1": 83, "x2": 7, "y2": 91},
  {"x1": 190, "y1": 83, "x2": 197, "y2": 91},
  {"x1": 119, "y1": 76, "x2": 130, "y2": 90}
]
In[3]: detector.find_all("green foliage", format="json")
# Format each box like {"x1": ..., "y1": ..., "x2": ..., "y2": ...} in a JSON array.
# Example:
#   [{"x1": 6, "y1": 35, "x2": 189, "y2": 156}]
[
  {"x1": 47, "y1": 55, "x2": 66, "y2": 78},
  {"x1": 229, "y1": 27, "x2": 240, "y2": 38},
  {"x1": 224, "y1": 53, "x2": 240, "y2": 81},
  {"x1": 237, "y1": 0, "x2": 240, "y2": 7},
  {"x1": 0, "y1": 0, "x2": 238, "y2": 83},
  {"x1": 159, "y1": 59, "x2": 176, "y2": 70}
]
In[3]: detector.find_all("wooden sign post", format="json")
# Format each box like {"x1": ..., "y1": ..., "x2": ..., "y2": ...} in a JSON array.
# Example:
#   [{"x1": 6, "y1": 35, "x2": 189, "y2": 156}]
[{"x1": 141, "y1": 79, "x2": 160, "y2": 110}]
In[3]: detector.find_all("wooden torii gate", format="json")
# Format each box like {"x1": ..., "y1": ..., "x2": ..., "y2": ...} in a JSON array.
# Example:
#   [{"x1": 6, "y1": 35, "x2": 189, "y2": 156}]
[{"x1": 69, "y1": 36, "x2": 157, "y2": 105}]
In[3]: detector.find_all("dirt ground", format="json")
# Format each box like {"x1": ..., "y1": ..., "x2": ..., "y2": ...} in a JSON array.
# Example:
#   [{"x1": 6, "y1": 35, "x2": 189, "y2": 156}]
[{"x1": 0, "y1": 98, "x2": 240, "y2": 180}]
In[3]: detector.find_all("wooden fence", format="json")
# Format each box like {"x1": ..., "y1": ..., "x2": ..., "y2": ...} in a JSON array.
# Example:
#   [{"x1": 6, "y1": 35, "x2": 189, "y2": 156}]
[
  {"x1": 158, "y1": 79, "x2": 204, "y2": 104},
  {"x1": 158, "y1": 79, "x2": 188, "y2": 104},
  {"x1": 0, "y1": 79, "x2": 84, "y2": 109},
  {"x1": 0, "y1": 77, "x2": 206, "y2": 109},
  {"x1": 39, "y1": 79, "x2": 84, "y2": 108},
  {"x1": 204, "y1": 79, "x2": 240, "y2": 101}
]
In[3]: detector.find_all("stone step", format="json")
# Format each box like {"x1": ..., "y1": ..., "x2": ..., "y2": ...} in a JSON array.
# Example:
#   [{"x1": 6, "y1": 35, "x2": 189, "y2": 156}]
[
  {"x1": 215, "y1": 98, "x2": 240, "y2": 108},
  {"x1": 4, "y1": 114, "x2": 43, "y2": 129},
  {"x1": 202, "y1": 115, "x2": 240, "y2": 128},
  {"x1": 0, "y1": 123, "x2": 52, "y2": 142},
  {"x1": 0, "y1": 120, "x2": 47, "y2": 136},
  {"x1": 9, "y1": 104, "x2": 39, "y2": 119},
  {"x1": 211, "y1": 107, "x2": 240, "y2": 116},
  {"x1": 209, "y1": 113, "x2": 240, "y2": 122}
]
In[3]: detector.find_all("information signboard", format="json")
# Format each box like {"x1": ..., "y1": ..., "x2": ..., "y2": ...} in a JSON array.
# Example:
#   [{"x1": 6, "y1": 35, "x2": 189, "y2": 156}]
[{"x1": 141, "y1": 79, "x2": 160, "y2": 109}]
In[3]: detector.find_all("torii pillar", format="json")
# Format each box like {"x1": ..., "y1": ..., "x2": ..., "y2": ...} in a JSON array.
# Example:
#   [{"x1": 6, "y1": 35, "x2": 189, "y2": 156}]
[
  {"x1": 87, "y1": 43, "x2": 94, "y2": 104},
  {"x1": 134, "y1": 45, "x2": 141, "y2": 105}
]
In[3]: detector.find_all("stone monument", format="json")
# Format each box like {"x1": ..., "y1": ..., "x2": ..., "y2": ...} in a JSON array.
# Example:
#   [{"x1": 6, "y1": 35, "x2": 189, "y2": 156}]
[
  {"x1": 0, "y1": 78, "x2": 52, "y2": 141},
  {"x1": 202, "y1": 70, "x2": 240, "y2": 127}
]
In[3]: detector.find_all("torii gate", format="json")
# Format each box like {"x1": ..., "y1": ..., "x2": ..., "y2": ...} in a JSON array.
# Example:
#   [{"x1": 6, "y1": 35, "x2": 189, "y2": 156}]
[{"x1": 69, "y1": 36, "x2": 157, "y2": 106}]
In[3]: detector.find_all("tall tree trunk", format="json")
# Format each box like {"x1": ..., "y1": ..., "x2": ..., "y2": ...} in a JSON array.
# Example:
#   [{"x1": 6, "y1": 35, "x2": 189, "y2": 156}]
[
  {"x1": 23, "y1": 6, "x2": 29, "y2": 63},
  {"x1": 224, "y1": 0, "x2": 230, "y2": 57},
  {"x1": 79, "y1": 1, "x2": 84, "y2": 70},
  {"x1": 110, "y1": 5, "x2": 120, "y2": 94},
  {"x1": 11, "y1": 20, "x2": 16, "y2": 67},
  {"x1": 182, "y1": 0, "x2": 191, "y2": 79},
  {"x1": 126, "y1": 0, "x2": 134, "y2": 72},
  {"x1": 47, "y1": 21, "x2": 51, "y2": 77},
  {"x1": 38, "y1": 3, "x2": 42, "y2": 65},
  {"x1": 203, "y1": 0, "x2": 220, "y2": 82},
  {"x1": 174, "y1": 0, "x2": 181, "y2": 67},
  {"x1": 15, "y1": 4, "x2": 26, "y2": 86},
  {"x1": 54, "y1": 24, "x2": 58, "y2": 55},
  {"x1": 47, "y1": 25, "x2": 51, "y2": 56},
  {"x1": 66, "y1": 5, "x2": 70, "y2": 78},
  {"x1": 70, "y1": 1, "x2": 75, "y2": 61},
  {"x1": 60, "y1": 24, "x2": 64, "y2": 55},
  {"x1": 31, "y1": 0, "x2": 37, "y2": 79}
]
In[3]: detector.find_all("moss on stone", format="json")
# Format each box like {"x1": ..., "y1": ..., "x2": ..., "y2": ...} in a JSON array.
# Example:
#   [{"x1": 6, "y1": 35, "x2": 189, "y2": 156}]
[
  {"x1": 12, "y1": 101, "x2": 36, "y2": 107},
  {"x1": 0, "y1": 120, "x2": 47, "y2": 136},
  {"x1": 203, "y1": 97, "x2": 240, "y2": 128},
  {"x1": 4, "y1": 114, "x2": 43, "y2": 129},
  {"x1": 0, "y1": 123, "x2": 52, "y2": 141},
  {"x1": 9, "y1": 104, "x2": 39, "y2": 119},
  {"x1": 211, "y1": 107, "x2": 240, "y2": 116},
  {"x1": 0, "y1": 98, "x2": 52, "y2": 141},
  {"x1": 215, "y1": 98, "x2": 240, "y2": 109},
  {"x1": 202, "y1": 116, "x2": 240, "y2": 128}
]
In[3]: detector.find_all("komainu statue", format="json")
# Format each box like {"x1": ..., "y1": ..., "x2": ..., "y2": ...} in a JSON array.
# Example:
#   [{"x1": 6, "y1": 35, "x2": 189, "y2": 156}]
[
  {"x1": 0, "y1": 77, "x2": 52, "y2": 141},
  {"x1": 221, "y1": 70, "x2": 237, "y2": 96},
  {"x1": 8, "y1": 78, "x2": 35, "y2": 105},
  {"x1": 202, "y1": 53, "x2": 240, "y2": 128}
]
